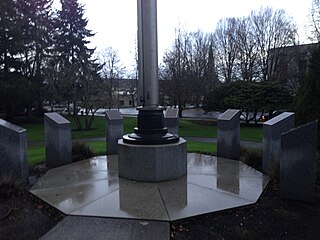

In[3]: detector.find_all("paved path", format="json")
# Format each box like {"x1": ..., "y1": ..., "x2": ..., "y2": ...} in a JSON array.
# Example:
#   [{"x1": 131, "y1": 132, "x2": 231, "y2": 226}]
[{"x1": 40, "y1": 217, "x2": 170, "y2": 240}]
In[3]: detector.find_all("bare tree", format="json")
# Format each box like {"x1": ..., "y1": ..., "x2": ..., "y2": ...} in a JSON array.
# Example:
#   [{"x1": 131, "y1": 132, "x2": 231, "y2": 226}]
[
  {"x1": 99, "y1": 47, "x2": 126, "y2": 109},
  {"x1": 189, "y1": 31, "x2": 218, "y2": 105},
  {"x1": 214, "y1": 18, "x2": 239, "y2": 83},
  {"x1": 160, "y1": 28, "x2": 218, "y2": 115},
  {"x1": 310, "y1": 0, "x2": 320, "y2": 41},
  {"x1": 235, "y1": 16, "x2": 260, "y2": 81},
  {"x1": 250, "y1": 7, "x2": 297, "y2": 82}
]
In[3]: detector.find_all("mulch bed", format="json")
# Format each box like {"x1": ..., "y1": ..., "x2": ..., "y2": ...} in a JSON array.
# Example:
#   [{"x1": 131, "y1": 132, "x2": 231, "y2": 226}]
[
  {"x1": 172, "y1": 179, "x2": 320, "y2": 240},
  {"x1": 0, "y1": 166, "x2": 319, "y2": 240}
]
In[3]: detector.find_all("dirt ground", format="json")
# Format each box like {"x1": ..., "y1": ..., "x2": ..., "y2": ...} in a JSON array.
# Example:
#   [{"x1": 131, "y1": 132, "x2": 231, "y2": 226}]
[{"x1": 0, "y1": 166, "x2": 320, "y2": 240}]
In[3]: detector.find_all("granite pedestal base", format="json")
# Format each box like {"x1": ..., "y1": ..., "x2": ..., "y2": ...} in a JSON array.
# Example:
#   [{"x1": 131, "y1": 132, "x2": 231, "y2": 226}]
[{"x1": 118, "y1": 138, "x2": 187, "y2": 182}]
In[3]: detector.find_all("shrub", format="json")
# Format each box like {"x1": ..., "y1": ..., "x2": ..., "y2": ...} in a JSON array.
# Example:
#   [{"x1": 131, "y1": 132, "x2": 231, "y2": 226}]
[
  {"x1": 72, "y1": 142, "x2": 95, "y2": 162},
  {"x1": 240, "y1": 146, "x2": 262, "y2": 171},
  {"x1": 0, "y1": 174, "x2": 23, "y2": 197}
]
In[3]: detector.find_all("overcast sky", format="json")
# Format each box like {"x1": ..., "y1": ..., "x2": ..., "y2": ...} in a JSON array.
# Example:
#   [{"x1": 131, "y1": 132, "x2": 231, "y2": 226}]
[{"x1": 55, "y1": 0, "x2": 313, "y2": 73}]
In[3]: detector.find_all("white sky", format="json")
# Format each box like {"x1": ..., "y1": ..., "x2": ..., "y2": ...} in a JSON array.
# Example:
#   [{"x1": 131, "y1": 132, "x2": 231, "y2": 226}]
[{"x1": 55, "y1": 0, "x2": 313, "y2": 73}]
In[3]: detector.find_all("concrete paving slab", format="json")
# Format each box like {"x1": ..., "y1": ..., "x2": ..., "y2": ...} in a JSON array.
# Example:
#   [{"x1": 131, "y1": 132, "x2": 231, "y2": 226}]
[
  {"x1": 31, "y1": 154, "x2": 269, "y2": 222},
  {"x1": 40, "y1": 216, "x2": 170, "y2": 240}
]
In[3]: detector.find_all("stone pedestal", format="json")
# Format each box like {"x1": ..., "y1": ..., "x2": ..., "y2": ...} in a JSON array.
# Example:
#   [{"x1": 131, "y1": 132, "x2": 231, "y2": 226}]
[
  {"x1": 106, "y1": 110, "x2": 123, "y2": 154},
  {"x1": 118, "y1": 138, "x2": 187, "y2": 182},
  {"x1": 262, "y1": 112, "x2": 294, "y2": 174},
  {"x1": 217, "y1": 109, "x2": 240, "y2": 160},
  {"x1": 44, "y1": 113, "x2": 72, "y2": 168},
  {"x1": 280, "y1": 121, "x2": 317, "y2": 203},
  {"x1": 0, "y1": 119, "x2": 29, "y2": 184},
  {"x1": 164, "y1": 108, "x2": 179, "y2": 135}
]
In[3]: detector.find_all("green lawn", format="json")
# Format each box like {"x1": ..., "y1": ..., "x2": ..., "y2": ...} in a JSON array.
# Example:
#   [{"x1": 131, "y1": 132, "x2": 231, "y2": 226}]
[
  {"x1": 28, "y1": 146, "x2": 46, "y2": 166},
  {"x1": 21, "y1": 115, "x2": 138, "y2": 142},
  {"x1": 22, "y1": 116, "x2": 262, "y2": 142},
  {"x1": 187, "y1": 141, "x2": 216, "y2": 155},
  {"x1": 87, "y1": 141, "x2": 107, "y2": 156},
  {"x1": 179, "y1": 119, "x2": 263, "y2": 141},
  {"x1": 24, "y1": 115, "x2": 262, "y2": 166},
  {"x1": 179, "y1": 119, "x2": 216, "y2": 138}
]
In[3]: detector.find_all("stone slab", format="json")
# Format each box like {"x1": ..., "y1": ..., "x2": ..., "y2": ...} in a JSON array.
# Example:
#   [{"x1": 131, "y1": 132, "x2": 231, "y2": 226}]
[
  {"x1": 44, "y1": 113, "x2": 72, "y2": 168},
  {"x1": 118, "y1": 138, "x2": 187, "y2": 182},
  {"x1": 164, "y1": 108, "x2": 179, "y2": 135},
  {"x1": 218, "y1": 109, "x2": 239, "y2": 121},
  {"x1": 30, "y1": 154, "x2": 269, "y2": 222},
  {"x1": 40, "y1": 216, "x2": 170, "y2": 240},
  {"x1": 0, "y1": 119, "x2": 29, "y2": 184},
  {"x1": 262, "y1": 112, "x2": 294, "y2": 174},
  {"x1": 106, "y1": 110, "x2": 123, "y2": 122},
  {"x1": 164, "y1": 108, "x2": 178, "y2": 118},
  {"x1": 106, "y1": 110, "x2": 123, "y2": 154},
  {"x1": 280, "y1": 121, "x2": 317, "y2": 203},
  {"x1": 217, "y1": 109, "x2": 240, "y2": 160}
]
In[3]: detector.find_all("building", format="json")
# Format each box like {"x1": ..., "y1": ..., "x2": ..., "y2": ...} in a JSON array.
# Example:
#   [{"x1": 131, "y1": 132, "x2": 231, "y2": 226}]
[
  {"x1": 267, "y1": 43, "x2": 318, "y2": 93},
  {"x1": 110, "y1": 78, "x2": 138, "y2": 107}
]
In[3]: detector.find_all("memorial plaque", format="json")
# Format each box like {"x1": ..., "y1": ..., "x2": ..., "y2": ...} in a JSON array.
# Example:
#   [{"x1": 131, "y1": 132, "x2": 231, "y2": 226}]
[
  {"x1": 164, "y1": 108, "x2": 179, "y2": 135},
  {"x1": 217, "y1": 109, "x2": 240, "y2": 160},
  {"x1": 106, "y1": 110, "x2": 123, "y2": 154},
  {"x1": 262, "y1": 112, "x2": 294, "y2": 174},
  {"x1": 45, "y1": 113, "x2": 72, "y2": 168},
  {"x1": 0, "y1": 119, "x2": 29, "y2": 184},
  {"x1": 280, "y1": 121, "x2": 317, "y2": 203}
]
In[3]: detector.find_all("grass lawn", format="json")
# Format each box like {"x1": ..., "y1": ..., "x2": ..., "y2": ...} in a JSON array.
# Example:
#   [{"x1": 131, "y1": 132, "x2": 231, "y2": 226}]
[
  {"x1": 24, "y1": 115, "x2": 262, "y2": 166},
  {"x1": 28, "y1": 146, "x2": 46, "y2": 166},
  {"x1": 21, "y1": 115, "x2": 138, "y2": 142},
  {"x1": 22, "y1": 116, "x2": 262, "y2": 142},
  {"x1": 179, "y1": 119, "x2": 263, "y2": 141},
  {"x1": 187, "y1": 141, "x2": 216, "y2": 155}
]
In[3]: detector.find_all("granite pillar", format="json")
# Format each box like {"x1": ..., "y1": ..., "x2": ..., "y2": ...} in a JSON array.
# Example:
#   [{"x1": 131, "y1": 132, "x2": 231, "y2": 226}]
[
  {"x1": 280, "y1": 121, "x2": 317, "y2": 203},
  {"x1": 106, "y1": 110, "x2": 123, "y2": 154},
  {"x1": 262, "y1": 112, "x2": 294, "y2": 174},
  {"x1": 0, "y1": 119, "x2": 29, "y2": 184},
  {"x1": 44, "y1": 113, "x2": 72, "y2": 168},
  {"x1": 217, "y1": 109, "x2": 240, "y2": 160},
  {"x1": 164, "y1": 108, "x2": 179, "y2": 135}
]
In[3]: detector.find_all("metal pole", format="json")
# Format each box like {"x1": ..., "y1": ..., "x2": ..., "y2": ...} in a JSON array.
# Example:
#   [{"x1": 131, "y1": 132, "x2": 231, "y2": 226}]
[
  {"x1": 137, "y1": 0, "x2": 144, "y2": 106},
  {"x1": 122, "y1": 0, "x2": 178, "y2": 145},
  {"x1": 137, "y1": 0, "x2": 159, "y2": 107}
]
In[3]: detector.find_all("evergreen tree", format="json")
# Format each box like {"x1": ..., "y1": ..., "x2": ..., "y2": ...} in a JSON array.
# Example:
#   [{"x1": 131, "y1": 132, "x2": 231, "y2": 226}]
[
  {"x1": 50, "y1": 0, "x2": 100, "y2": 129},
  {"x1": 18, "y1": 0, "x2": 54, "y2": 116},
  {"x1": 0, "y1": 0, "x2": 27, "y2": 119},
  {"x1": 295, "y1": 45, "x2": 320, "y2": 148}
]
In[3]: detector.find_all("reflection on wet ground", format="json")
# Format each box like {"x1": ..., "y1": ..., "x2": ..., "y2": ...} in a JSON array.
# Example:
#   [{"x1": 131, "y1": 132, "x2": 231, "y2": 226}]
[{"x1": 30, "y1": 154, "x2": 269, "y2": 221}]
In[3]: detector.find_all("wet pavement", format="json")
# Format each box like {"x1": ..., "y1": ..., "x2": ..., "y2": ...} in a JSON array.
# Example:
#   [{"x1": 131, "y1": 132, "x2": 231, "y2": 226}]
[{"x1": 31, "y1": 154, "x2": 269, "y2": 222}]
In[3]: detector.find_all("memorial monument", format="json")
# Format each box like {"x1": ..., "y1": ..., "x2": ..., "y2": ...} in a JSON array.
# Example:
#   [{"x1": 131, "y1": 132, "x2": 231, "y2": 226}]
[{"x1": 118, "y1": 0, "x2": 187, "y2": 182}]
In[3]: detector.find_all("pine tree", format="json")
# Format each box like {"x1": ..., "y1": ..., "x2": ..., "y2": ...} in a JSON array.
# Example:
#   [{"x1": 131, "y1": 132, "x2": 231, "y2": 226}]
[
  {"x1": 295, "y1": 45, "x2": 320, "y2": 148},
  {"x1": 18, "y1": 0, "x2": 55, "y2": 116},
  {"x1": 51, "y1": 0, "x2": 100, "y2": 129},
  {"x1": 0, "y1": 0, "x2": 27, "y2": 119}
]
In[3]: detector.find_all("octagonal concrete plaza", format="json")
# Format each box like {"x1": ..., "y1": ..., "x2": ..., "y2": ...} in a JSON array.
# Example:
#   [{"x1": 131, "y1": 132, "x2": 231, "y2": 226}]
[{"x1": 30, "y1": 153, "x2": 269, "y2": 222}]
